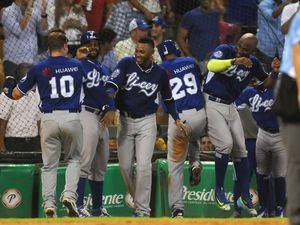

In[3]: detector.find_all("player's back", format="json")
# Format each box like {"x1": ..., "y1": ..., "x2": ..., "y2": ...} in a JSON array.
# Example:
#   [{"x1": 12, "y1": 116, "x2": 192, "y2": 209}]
[
  {"x1": 161, "y1": 56, "x2": 205, "y2": 112},
  {"x1": 33, "y1": 56, "x2": 85, "y2": 112}
]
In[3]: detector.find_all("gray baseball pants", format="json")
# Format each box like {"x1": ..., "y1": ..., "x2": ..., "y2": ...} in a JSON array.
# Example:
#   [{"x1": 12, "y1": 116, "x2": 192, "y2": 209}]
[
  {"x1": 41, "y1": 111, "x2": 82, "y2": 209},
  {"x1": 256, "y1": 128, "x2": 287, "y2": 177},
  {"x1": 79, "y1": 109, "x2": 109, "y2": 181},
  {"x1": 117, "y1": 114, "x2": 157, "y2": 215},
  {"x1": 168, "y1": 108, "x2": 207, "y2": 211}
]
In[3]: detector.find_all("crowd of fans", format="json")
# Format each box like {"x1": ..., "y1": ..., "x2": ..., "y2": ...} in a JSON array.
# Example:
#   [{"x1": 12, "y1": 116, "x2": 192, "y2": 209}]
[{"x1": 0, "y1": 0, "x2": 297, "y2": 155}]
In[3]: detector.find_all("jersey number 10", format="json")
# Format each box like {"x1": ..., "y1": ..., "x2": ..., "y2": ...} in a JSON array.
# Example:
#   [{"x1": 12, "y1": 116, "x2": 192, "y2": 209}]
[{"x1": 49, "y1": 75, "x2": 74, "y2": 99}]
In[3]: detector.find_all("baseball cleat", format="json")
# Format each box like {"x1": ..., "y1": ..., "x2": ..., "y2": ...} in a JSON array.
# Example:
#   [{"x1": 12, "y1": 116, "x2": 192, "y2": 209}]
[
  {"x1": 189, "y1": 161, "x2": 203, "y2": 186},
  {"x1": 78, "y1": 206, "x2": 91, "y2": 217},
  {"x1": 62, "y1": 197, "x2": 79, "y2": 217},
  {"x1": 215, "y1": 188, "x2": 231, "y2": 211},
  {"x1": 132, "y1": 211, "x2": 150, "y2": 217},
  {"x1": 171, "y1": 208, "x2": 184, "y2": 218},
  {"x1": 275, "y1": 206, "x2": 285, "y2": 218},
  {"x1": 237, "y1": 196, "x2": 257, "y2": 217},
  {"x1": 44, "y1": 207, "x2": 56, "y2": 218},
  {"x1": 92, "y1": 207, "x2": 111, "y2": 217}
]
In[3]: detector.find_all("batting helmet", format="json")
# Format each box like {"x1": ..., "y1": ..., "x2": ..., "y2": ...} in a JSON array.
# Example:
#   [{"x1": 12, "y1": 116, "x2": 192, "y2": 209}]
[
  {"x1": 80, "y1": 31, "x2": 99, "y2": 45},
  {"x1": 157, "y1": 39, "x2": 181, "y2": 60}
]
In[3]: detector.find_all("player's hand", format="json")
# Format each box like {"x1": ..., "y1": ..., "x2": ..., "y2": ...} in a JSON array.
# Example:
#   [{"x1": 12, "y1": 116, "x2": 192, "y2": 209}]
[
  {"x1": 101, "y1": 111, "x2": 116, "y2": 127},
  {"x1": 234, "y1": 57, "x2": 253, "y2": 68},
  {"x1": 175, "y1": 119, "x2": 189, "y2": 137},
  {"x1": 76, "y1": 46, "x2": 89, "y2": 59},
  {"x1": 271, "y1": 57, "x2": 281, "y2": 72}
]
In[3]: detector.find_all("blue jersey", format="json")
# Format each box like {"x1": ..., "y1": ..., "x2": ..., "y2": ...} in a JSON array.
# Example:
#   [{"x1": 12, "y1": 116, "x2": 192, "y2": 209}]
[
  {"x1": 204, "y1": 44, "x2": 268, "y2": 103},
  {"x1": 160, "y1": 57, "x2": 205, "y2": 112},
  {"x1": 107, "y1": 57, "x2": 173, "y2": 116},
  {"x1": 17, "y1": 56, "x2": 85, "y2": 112},
  {"x1": 81, "y1": 59, "x2": 112, "y2": 109},
  {"x1": 235, "y1": 87, "x2": 278, "y2": 130}
]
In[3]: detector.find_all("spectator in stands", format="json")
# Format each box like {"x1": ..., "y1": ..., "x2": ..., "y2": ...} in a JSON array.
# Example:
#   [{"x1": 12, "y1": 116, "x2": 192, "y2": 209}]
[
  {"x1": 105, "y1": 0, "x2": 172, "y2": 41},
  {"x1": 0, "y1": 0, "x2": 48, "y2": 78},
  {"x1": 0, "y1": 63, "x2": 41, "y2": 153},
  {"x1": 200, "y1": 136, "x2": 214, "y2": 152},
  {"x1": 177, "y1": 0, "x2": 220, "y2": 72},
  {"x1": 49, "y1": 0, "x2": 87, "y2": 56},
  {"x1": 151, "y1": 16, "x2": 166, "y2": 46},
  {"x1": 281, "y1": 0, "x2": 299, "y2": 36},
  {"x1": 75, "y1": 0, "x2": 113, "y2": 32},
  {"x1": 114, "y1": 18, "x2": 161, "y2": 63},
  {"x1": 98, "y1": 28, "x2": 117, "y2": 72},
  {"x1": 256, "y1": 0, "x2": 285, "y2": 72},
  {"x1": 225, "y1": 0, "x2": 259, "y2": 34}
]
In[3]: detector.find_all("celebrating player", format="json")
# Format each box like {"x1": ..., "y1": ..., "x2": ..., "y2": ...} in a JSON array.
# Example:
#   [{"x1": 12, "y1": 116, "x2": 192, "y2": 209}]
[
  {"x1": 235, "y1": 75, "x2": 287, "y2": 218},
  {"x1": 102, "y1": 37, "x2": 188, "y2": 217},
  {"x1": 204, "y1": 33, "x2": 280, "y2": 216},
  {"x1": 3, "y1": 29, "x2": 85, "y2": 218},
  {"x1": 75, "y1": 31, "x2": 113, "y2": 217},
  {"x1": 158, "y1": 39, "x2": 207, "y2": 218}
]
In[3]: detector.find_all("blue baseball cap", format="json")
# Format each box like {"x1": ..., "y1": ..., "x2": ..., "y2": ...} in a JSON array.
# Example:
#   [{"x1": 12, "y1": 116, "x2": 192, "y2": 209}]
[
  {"x1": 157, "y1": 39, "x2": 181, "y2": 60},
  {"x1": 129, "y1": 18, "x2": 151, "y2": 32},
  {"x1": 152, "y1": 16, "x2": 167, "y2": 28},
  {"x1": 80, "y1": 31, "x2": 98, "y2": 45}
]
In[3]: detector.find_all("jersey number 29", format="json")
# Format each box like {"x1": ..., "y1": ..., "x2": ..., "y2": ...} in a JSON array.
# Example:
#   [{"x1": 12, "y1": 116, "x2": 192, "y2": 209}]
[
  {"x1": 170, "y1": 73, "x2": 198, "y2": 100},
  {"x1": 49, "y1": 75, "x2": 74, "y2": 99}
]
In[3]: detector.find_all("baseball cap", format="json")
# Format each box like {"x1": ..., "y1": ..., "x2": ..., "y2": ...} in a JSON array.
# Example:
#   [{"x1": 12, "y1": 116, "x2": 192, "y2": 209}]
[
  {"x1": 129, "y1": 18, "x2": 151, "y2": 32},
  {"x1": 152, "y1": 16, "x2": 167, "y2": 27},
  {"x1": 157, "y1": 39, "x2": 181, "y2": 60},
  {"x1": 80, "y1": 31, "x2": 99, "y2": 45}
]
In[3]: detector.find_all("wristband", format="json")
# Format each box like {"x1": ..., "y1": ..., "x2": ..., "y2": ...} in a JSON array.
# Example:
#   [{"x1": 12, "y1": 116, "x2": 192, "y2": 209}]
[{"x1": 270, "y1": 71, "x2": 279, "y2": 79}]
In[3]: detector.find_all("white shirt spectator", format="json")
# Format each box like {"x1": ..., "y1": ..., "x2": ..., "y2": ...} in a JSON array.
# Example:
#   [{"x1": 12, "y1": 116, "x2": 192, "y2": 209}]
[
  {"x1": 133, "y1": 0, "x2": 161, "y2": 13},
  {"x1": 0, "y1": 91, "x2": 40, "y2": 137},
  {"x1": 114, "y1": 38, "x2": 161, "y2": 63}
]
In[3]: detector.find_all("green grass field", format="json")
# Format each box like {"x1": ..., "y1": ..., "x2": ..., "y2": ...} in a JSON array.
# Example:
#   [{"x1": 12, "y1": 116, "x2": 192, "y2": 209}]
[{"x1": 0, "y1": 218, "x2": 289, "y2": 225}]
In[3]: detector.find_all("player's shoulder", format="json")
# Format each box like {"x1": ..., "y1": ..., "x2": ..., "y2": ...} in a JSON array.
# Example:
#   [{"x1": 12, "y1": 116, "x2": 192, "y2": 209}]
[
  {"x1": 243, "y1": 86, "x2": 259, "y2": 96},
  {"x1": 119, "y1": 56, "x2": 135, "y2": 64},
  {"x1": 211, "y1": 44, "x2": 235, "y2": 59},
  {"x1": 180, "y1": 56, "x2": 197, "y2": 64}
]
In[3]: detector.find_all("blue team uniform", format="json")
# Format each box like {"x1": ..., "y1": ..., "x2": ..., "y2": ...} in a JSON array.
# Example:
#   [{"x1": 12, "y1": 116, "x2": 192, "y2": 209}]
[
  {"x1": 160, "y1": 56, "x2": 205, "y2": 112},
  {"x1": 107, "y1": 56, "x2": 173, "y2": 117},
  {"x1": 17, "y1": 56, "x2": 86, "y2": 112},
  {"x1": 204, "y1": 44, "x2": 268, "y2": 103},
  {"x1": 81, "y1": 59, "x2": 112, "y2": 110},
  {"x1": 235, "y1": 87, "x2": 279, "y2": 132}
]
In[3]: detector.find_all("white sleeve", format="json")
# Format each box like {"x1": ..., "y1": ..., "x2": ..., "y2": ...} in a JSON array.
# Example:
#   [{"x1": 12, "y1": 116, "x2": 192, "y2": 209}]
[
  {"x1": 281, "y1": 4, "x2": 298, "y2": 26},
  {"x1": 0, "y1": 93, "x2": 13, "y2": 120}
]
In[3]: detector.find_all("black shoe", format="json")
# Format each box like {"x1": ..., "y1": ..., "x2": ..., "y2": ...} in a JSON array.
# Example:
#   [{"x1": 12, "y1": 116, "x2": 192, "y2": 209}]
[{"x1": 171, "y1": 209, "x2": 184, "y2": 218}]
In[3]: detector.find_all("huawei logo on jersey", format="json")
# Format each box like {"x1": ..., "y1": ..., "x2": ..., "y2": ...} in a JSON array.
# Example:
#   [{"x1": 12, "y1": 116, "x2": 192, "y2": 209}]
[
  {"x1": 124, "y1": 72, "x2": 158, "y2": 97},
  {"x1": 42, "y1": 67, "x2": 52, "y2": 77}
]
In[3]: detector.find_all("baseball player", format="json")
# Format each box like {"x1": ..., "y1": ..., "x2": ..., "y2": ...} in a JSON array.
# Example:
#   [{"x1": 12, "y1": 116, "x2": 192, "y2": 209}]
[
  {"x1": 157, "y1": 39, "x2": 207, "y2": 218},
  {"x1": 75, "y1": 31, "x2": 112, "y2": 217},
  {"x1": 235, "y1": 78, "x2": 287, "y2": 218},
  {"x1": 3, "y1": 29, "x2": 85, "y2": 217},
  {"x1": 204, "y1": 33, "x2": 280, "y2": 215},
  {"x1": 102, "y1": 37, "x2": 188, "y2": 217}
]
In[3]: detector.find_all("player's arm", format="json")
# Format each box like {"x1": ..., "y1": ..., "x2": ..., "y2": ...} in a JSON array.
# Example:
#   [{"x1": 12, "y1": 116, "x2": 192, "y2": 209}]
[
  {"x1": 207, "y1": 45, "x2": 253, "y2": 73},
  {"x1": 272, "y1": 0, "x2": 291, "y2": 19},
  {"x1": 101, "y1": 59, "x2": 127, "y2": 126},
  {"x1": 4, "y1": 67, "x2": 37, "y2": 100},
  {"x1": 235, "y1": 89, "x2": 252, "y2": 110}
]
